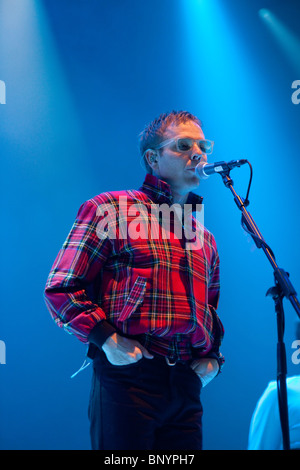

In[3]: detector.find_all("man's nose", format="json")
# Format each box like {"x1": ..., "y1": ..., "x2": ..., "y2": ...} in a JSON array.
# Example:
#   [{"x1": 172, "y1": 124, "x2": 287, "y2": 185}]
[
  {"x1": 190, "y1": 153, "x2": 207, "y2": 162},
  {"x1": 190, "y1": 141, "x2": 207, "y2": 161}
]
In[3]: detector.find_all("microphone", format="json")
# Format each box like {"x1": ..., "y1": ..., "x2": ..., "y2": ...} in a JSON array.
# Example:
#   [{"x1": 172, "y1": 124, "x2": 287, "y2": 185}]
[{"x1": 196, "y1": 159, "x2": 247, "y2": 179}]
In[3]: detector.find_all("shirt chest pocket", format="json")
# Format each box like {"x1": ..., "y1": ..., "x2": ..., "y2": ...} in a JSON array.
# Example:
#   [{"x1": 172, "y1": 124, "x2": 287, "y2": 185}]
[{"x1": 118, "y1": 276, "x2": 147, "y2": 322}]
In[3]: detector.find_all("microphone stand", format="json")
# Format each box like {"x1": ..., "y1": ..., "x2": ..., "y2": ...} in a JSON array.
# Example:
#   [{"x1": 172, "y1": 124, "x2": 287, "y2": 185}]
[{"x1": 219, "y1": 170, "x2": 300, "y2": 451}]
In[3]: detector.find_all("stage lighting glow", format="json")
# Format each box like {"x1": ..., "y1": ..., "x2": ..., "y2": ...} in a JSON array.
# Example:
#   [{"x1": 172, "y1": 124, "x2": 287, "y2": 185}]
[
  {"x1": 258, "y1": 8, "x2": 300, "y2": 75},
  {"x1": 179, "y1": 0, "x2": 253, "y2": 113},
  {"x1": 0, "y1": 0, "x2": 86, "y2": 166},
  {"x1": 258, "y1": 9, "x2": 271, "y2": 20},
  {"x1": 178, "y1": 0, "x2": 270, "y2": 153}
]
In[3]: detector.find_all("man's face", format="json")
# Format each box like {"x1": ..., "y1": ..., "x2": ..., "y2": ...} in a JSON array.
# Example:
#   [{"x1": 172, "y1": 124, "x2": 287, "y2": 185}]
[{"x1": 153, "y1": 120, "x2": 207, "y2": 196}]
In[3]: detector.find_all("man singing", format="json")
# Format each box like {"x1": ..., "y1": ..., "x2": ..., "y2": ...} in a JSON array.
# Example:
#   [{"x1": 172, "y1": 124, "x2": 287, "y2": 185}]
[{"x1": 44, "y1": 110, "x2": 225, "y2": 450}]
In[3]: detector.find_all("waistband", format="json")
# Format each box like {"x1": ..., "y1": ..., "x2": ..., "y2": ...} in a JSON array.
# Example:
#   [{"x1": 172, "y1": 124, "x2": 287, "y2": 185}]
[{"x1": 88, "y1": 332, "x2": 203, "y2": 363}]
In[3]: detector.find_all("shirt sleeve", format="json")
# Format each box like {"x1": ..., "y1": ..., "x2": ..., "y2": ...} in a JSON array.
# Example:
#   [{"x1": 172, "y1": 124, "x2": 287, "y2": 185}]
[
  {"x1": 248, "y1": 381, "x2": 282, "y2": 450},
  {"x1": 44, "y1": 198, "x2": 116, "y2": 344}
]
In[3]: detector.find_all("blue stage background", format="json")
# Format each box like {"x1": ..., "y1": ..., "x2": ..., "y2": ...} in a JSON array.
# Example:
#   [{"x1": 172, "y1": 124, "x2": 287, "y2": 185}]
[{"x1": 0, "y1": 0, "x2": 299, "y2": 450}]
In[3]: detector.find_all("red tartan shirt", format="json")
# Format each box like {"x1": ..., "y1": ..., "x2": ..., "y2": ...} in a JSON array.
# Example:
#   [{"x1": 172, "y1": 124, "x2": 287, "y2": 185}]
[{"x1": 44, "y1": 174, "x2": 225, "y2": 364}]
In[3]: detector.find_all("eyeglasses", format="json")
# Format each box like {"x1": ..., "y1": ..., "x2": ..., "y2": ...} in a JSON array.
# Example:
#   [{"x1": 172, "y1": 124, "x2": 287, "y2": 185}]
[{"x1": 155, "y1": 137, "x2": 214, "y2": 155}]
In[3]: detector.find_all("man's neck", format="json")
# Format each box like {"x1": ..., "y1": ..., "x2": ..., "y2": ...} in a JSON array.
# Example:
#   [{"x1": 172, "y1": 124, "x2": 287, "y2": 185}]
[
  {"x1": 150, "y1": 173, "x2": 190, "y2": 207},
  {"x1": 170, "y1": 189, "x2": 189, "y2": 207}
]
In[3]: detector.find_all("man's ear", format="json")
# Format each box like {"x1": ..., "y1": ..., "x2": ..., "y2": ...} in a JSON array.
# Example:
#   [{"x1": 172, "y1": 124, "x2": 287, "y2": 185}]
[{"x1": 144, "y1": 149, "x2": 158, "y2": 168}]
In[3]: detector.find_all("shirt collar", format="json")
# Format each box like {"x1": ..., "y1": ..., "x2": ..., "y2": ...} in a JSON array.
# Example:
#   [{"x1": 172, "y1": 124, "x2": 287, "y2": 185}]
[{"x1": 139, "y1": 173, "x2": 203, "y2": 210}]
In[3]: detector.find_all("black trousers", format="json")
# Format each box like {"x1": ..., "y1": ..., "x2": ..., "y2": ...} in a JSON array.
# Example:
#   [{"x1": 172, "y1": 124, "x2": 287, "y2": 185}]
[{"x1": 88, "y1": 350, "x2": 203, "y2": 450}]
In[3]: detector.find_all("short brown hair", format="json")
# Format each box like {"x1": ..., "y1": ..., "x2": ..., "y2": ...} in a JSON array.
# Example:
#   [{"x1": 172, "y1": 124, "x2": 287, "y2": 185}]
[{"x1": 139, "y1": 110, "x2": 202, "y2": 173}]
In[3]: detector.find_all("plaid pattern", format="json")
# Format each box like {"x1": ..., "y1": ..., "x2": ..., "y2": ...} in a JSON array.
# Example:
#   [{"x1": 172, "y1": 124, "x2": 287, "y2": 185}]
[{"x1": 44, "y1": 174, "x2": 224, "y2": 362}]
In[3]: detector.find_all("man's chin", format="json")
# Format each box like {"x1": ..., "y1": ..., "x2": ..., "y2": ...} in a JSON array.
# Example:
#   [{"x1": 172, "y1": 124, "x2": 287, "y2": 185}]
[{"x1": 186, "y1": 175, "x2": 201, "y2": 191}]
